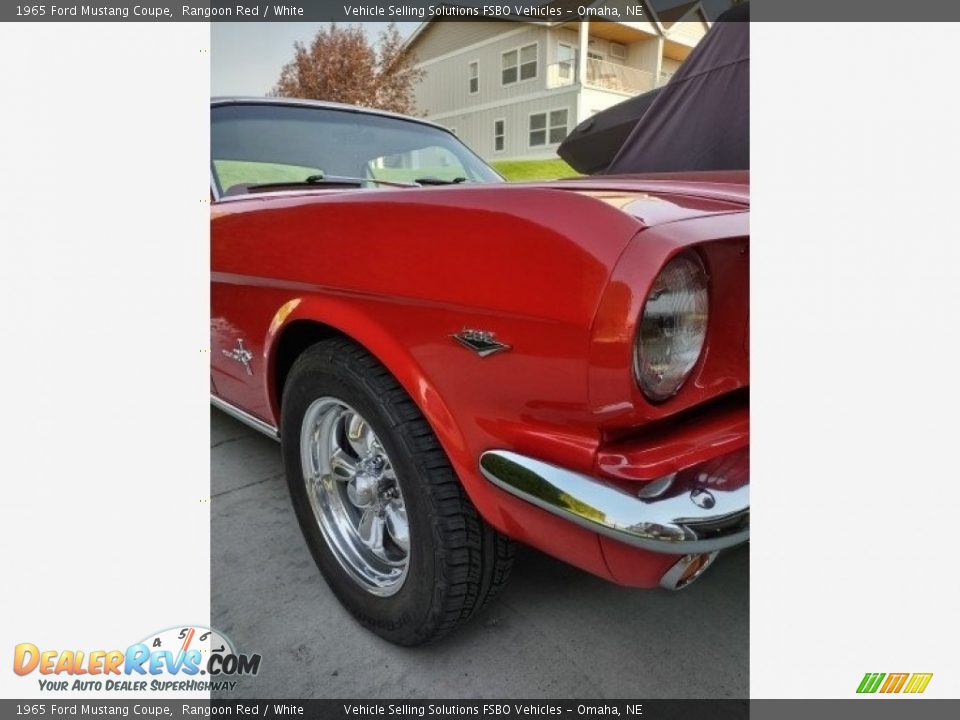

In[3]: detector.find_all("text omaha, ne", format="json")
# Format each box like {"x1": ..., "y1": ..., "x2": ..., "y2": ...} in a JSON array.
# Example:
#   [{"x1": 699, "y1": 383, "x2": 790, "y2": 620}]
[{"x1": 343, "y1": 4, "x2": 645, "y2": 18}]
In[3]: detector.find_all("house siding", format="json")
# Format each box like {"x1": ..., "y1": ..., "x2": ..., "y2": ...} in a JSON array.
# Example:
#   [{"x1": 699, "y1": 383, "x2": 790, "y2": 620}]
[
  {"x1": 415, "y1": 25, "x2": 549, "y2": 118},
  {"x1": 408, "y1": 18, "x2": 705, "y2": 161},
  {"x1": 668, "y1": 20, "x2": 707, "y2": 45},
  {"x1": 432, "y1": 90, "x2": 579, "y2": 160},
  {"x1": 580, "y1": 86, "x2": 633, "y2": 120},
  {"x1": 629, "y1": 37, "x2": 662, "y2": 77},
  {"x1": 411, "y1": 21, "x2": 514, "y2": 63},
  {"x1": 661, "y1": 57, "x2": 682, "y2": 75}
]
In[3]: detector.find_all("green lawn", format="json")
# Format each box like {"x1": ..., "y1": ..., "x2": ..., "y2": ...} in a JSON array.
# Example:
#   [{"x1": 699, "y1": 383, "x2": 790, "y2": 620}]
[
  {"x1": 214, "y1": 157, "x2": 581, "y2": 191},
  {"x1": 214, "y1": 160, "x2": 322, "y2": 191},
  {"x1": 215, "y1": 159, "x2": 475, "y2": 190},
  {"x1": 491, "y1": 158, "x2": 580, "y2": 182}
]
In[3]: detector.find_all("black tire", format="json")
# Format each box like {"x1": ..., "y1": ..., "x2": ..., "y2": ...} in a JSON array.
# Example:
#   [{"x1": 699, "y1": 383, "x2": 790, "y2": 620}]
[{"x1": 280, "y1": 338, "x2": 514, "y2": 645}]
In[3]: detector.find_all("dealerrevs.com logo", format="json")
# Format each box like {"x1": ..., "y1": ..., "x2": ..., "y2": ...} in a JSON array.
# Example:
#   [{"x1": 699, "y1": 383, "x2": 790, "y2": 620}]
[
  {"x1": 13, "y1": 625, "x2": 261, "y2": 693},
  {"x1": 857, "y1": 672, "x2": 933, "y2": 694}
]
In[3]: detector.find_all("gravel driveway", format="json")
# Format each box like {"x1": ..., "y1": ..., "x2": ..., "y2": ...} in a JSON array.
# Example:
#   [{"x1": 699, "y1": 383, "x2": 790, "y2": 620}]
[{"x1": 211, "y1": 408, "x2": 748, "y2": 698}]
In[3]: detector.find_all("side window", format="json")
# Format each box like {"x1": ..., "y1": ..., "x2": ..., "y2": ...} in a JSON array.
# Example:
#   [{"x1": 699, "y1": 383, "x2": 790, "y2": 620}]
[
  {"x1": 494, "y1": 119, "x2": 505, "y2": 153},
  {"x1": 529, "y1": 113, "x2": 547, "y2": 147},
  {"x1": 367, "y1": 146, "x2": 469, "y2": 183},
  {"x1": 548, "y1": 109, "x2": 569, "y2": 144},
  {"x1": 502, "y1": 44, "x2": 537, "y2": 86},
  {"x1": 468, "y1": 61, "x2": 479, "y2": 94},
  {"x1": 501, "y1": 50, "x2": 518, "y2": 85},
  {"x1": 519, "y1": 43, "x2": 538, "y2": 81},
  {"x1": 529, "y1": 110, "x2": 569, "y2": 147},
  {"x1": 557, "y1": 43, "x2": 575, "y2": 81}
]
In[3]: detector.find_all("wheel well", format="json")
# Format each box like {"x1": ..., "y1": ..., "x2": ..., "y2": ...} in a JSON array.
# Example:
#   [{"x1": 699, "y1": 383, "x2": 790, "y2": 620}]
[{"x1": 273, "y1": 320, "x2": 345, "y2": 411}]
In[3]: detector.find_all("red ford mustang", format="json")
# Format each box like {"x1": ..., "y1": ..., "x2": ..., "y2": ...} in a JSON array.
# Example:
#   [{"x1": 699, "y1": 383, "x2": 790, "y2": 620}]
[{"x1": 210, "y1": 97, "x2": 749, "y2": 645}]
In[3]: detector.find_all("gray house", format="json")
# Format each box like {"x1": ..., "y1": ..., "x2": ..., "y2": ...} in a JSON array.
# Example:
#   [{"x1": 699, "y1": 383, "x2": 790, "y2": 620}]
[{"x1": 406, "y1": 2, "x2": 710, "y2": 161}]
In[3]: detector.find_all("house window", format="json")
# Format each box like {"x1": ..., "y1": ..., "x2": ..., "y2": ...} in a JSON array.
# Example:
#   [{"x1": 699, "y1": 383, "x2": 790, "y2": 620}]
[
  {"x1": 529, "y1": 109, "x2": 568, "y2": 147},
  {"x1": 502, "y1": 43, "x2": 537, "y2": 85},
  {"x1": 468, "y1": 61, "x2": 479, "y2": 95},
  {"x1": 494, "y1": 119, "x2": 505, "y2": 153},
  {"x1": 557, "y1": 43, "x2": 575, "y2": 81},
  {"x1": 609, "y1": 42, "x2": 627, "y2": 60},
  {"x1": 520, "y1": 43, "x2": 538, "y2": 80}
]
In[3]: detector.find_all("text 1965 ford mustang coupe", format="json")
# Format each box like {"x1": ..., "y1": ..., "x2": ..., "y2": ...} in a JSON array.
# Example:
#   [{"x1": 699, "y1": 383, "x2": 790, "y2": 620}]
[{"x1": 211, "y1": 97, "x2": 749, "y2": 645}]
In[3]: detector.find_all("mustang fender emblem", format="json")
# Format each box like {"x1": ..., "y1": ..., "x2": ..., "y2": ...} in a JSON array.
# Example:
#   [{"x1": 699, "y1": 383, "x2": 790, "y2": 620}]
[
  {"x1": 223, "y1": 339, "x2": 254, "y2": 376},
  {"x1": 451, "y1": 329, "x2": 511, "y2": 358}
]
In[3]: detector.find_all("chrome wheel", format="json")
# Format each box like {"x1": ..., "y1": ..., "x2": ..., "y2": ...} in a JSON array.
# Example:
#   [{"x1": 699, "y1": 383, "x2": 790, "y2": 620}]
[{"x1": 299, "y1": 397, "x2": 409, "y2": 596}]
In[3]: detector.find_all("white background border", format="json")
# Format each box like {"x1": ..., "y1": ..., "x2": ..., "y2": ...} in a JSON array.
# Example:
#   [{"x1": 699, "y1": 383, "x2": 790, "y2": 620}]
[
  {"x1": 0, "y1": 21, "x2": 211, "y2": 698},
  {"x1": 751, "y1": 22, "x2": 959, "y2": 697}
]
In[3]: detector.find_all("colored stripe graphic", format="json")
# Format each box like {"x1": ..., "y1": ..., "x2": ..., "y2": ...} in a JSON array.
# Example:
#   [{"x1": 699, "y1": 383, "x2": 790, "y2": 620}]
[
  {"x1": 857, "y1": 672, "x2": 932, "y2": 694},
  {"x1": 857, "y1": 673, "x2": 885, "y2": 693},
  {"x1": 903, "y1": 673, "x2": 933, "y2": 694},
  {"x1": 880, "y1": 673, "x2": 909, "y2": 693}
]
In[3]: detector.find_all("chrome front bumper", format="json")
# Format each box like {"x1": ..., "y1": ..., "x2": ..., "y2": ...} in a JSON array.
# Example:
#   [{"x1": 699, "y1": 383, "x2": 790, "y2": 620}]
[{"x1": 478, "y1": 450, "x2": 749, "y2": 554}]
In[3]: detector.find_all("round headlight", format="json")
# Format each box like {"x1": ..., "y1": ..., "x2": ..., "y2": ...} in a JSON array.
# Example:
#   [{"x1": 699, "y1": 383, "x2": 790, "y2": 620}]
[{"x1": 634, "y1": 253, "x2": 709, "y2": 402}]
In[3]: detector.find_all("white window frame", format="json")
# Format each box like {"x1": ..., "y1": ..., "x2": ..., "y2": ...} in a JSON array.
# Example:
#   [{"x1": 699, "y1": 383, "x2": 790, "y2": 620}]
[
  {"x1": 609, "y1": 42, "x2": 627, "y2": 61},
  {"x1": 557, "y1": 42, "x2": 575, "y2": 81},
  {"x1": 528, "y1": 107, "x2": 569, "y2": 148},
  {"x1": 501, "y1": 42, "x2": 539, "y2": 87},
  {"x1": 493, "y1": 118, "x2": 505, "y2": 154},
  {"x1": 468, "y1": 60, "x2": 479, "y2": 95}
]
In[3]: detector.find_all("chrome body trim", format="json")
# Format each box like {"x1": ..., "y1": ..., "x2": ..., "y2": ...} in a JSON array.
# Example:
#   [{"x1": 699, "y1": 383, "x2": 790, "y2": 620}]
[
  {"x1": 221, "y1": 338, "x2": 254, "y2": 376},
  {"x1": 210, "y1": 395, "x2": 279, "y2": 440},
  {"x1": 211, "y1": 96, "x2": 453, "y2": 135},
  {"x1": 451, "y1": 329, "x2": 511, "y2": 358},
  {"x1": 210, "y1": 167, "x2": 221, "y2": 202},
  {"x1": 478, "y1": 450, "x2": 749, "y2": 554}
]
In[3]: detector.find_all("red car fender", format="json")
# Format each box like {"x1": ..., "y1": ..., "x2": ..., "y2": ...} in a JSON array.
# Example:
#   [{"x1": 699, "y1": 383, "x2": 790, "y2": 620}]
[
  {"x1": 263, "y1": 295, "x2": 466, "y2": 459},
  {"x1": 262, "y1": 293, "x2": 622, "y2": 582},
  {"x1": 588, "y1": 210, "x2": 750, "y2": 432}
]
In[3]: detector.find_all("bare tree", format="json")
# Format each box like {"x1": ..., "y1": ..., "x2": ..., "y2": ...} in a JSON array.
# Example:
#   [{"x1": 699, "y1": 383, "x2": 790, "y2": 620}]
[{"x1": 271, "y1": 23, "x2": 423, "y2": 115}]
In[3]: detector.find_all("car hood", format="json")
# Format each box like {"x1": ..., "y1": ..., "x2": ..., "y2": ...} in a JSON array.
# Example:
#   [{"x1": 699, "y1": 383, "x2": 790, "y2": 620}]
[
  {"x1": 522, "y1": 171, "x2": 749, "y2": 228},
  {"x1": 216, "y1": 171, "x2": 749, "y2": 230}
]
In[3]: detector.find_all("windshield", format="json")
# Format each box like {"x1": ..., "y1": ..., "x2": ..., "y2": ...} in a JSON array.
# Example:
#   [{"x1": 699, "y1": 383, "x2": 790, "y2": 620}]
[{"x1": 211, "y1": 102, "x2": 502, "y2": 197}]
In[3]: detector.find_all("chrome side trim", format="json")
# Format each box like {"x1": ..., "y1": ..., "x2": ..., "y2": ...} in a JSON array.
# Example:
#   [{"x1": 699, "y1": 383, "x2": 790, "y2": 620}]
[
  {"x1": 210, "y1": 166, "x2": 221, "y2": 202},
  {"x1": 210, "y1": 395, "x2": 279, "y2": 441},
  {"x1": 478, "y1": 450, "x2": 749, "y2": 554},
  {"x1": 211, "y1": 96, "x2": 453, "y2": 134}
]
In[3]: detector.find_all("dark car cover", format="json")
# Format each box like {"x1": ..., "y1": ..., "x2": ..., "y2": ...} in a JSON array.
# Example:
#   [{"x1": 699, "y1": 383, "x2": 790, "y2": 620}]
[
  {"x1": 558, "y1": 3, "x2": 749, "y2": 175},
  {"x1": 557, "y1": 86, "x2": 663, "y2": 175}
]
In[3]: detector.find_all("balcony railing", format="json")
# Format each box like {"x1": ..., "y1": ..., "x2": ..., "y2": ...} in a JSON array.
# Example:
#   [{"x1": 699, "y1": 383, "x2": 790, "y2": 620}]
[
  {"x1": 586, "y1": 58, "x2": 655, "y2": 94},
  {"x1": 546, "y1": 58, "x2": 656, "y2": 95}
]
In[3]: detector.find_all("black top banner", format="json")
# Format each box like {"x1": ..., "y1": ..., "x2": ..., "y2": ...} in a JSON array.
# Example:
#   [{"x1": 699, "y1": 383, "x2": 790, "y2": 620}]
[{"x1": 4, "y1": 0, "x2": 960, "y2": 22}]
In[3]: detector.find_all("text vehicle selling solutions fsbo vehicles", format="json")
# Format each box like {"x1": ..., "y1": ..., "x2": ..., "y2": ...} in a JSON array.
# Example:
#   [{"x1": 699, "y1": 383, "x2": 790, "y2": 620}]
[{"x1": 210, "y1": 97, "x2": 749, "y2": 645}]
